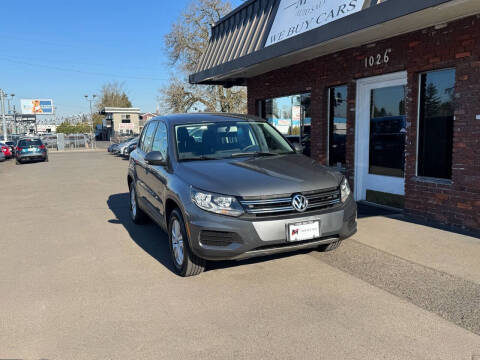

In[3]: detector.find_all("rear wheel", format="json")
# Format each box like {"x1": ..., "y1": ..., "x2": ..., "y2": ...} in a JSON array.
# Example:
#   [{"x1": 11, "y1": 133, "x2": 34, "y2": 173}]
[
  {"x1": 168, "y1": 209, "x2": 205, "y2": 277},
  {"x1": 129, "y1": 182, "x2": 148, "y2": 224},
  {"x1": 318, "y1": 240, "x2": 342, "y2": 252}
]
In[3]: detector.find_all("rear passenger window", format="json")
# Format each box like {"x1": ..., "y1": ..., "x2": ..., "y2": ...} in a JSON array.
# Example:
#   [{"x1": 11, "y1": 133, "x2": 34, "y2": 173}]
[{"x1": 140, "y1": 122, "x2": 158, "y2": 153}]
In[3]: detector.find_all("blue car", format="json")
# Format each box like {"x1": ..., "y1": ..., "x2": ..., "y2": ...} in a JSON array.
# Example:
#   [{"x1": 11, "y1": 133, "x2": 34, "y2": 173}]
[{"x1": 15, "y1": 138, "x2": 48, "y2": 164}]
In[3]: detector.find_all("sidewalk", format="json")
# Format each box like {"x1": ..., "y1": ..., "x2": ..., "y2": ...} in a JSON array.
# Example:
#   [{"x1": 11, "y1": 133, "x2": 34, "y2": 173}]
[{"x1": 355, "y1": 205, "x2": 480, "y2": 284}]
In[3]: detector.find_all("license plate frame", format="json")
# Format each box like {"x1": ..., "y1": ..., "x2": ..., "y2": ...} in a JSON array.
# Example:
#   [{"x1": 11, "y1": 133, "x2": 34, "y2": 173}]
[{"x1": 286, "y1": 221, "x2": 321, "y2": 242}]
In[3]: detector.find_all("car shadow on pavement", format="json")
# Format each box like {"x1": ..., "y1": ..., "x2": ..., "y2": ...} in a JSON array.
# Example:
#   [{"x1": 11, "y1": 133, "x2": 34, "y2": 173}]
[
  {"x1": 107, "y1": 192, "x2": 314, "y2": 275},
  {"x1": 107, "y1": 193, "x2": 176, "y2": 273}
]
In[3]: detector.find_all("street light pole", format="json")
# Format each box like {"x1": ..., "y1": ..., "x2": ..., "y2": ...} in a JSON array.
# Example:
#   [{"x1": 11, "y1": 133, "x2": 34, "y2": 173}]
[
  {"x1": 0, "y1": 89, "x2": 7, "y2": 141},
  {"x1": 6, "y1": 93, "x2": 14, "y2": 115},
  {"x1": 84, "y1": 94, "x2": 97, "y2": 148}
]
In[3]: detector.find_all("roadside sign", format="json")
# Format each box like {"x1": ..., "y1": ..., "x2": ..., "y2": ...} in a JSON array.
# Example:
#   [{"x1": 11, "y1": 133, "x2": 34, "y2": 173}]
[{"x1": 20, "y1": 99, "x2": 54, "y2": 115}]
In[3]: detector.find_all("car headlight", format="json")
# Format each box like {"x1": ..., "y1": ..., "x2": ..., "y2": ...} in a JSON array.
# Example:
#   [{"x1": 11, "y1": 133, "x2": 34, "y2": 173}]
[
  {"x1": 191, "y1": 187, "x2": 244, "y2": 217},
  {"x1": 340, "y1": 177, "x2": 351, "y2": 203}
]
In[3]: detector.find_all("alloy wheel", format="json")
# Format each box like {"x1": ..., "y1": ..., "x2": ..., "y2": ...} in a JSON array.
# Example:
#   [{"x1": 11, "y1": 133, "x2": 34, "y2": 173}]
[{"x1": 171, "y1": 219, "x2": 184, "y2": 266}]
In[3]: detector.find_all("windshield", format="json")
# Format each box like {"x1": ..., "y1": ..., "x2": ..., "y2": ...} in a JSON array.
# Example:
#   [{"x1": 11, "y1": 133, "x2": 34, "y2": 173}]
[
  {"x1": 18, "y1": 139, "x2": 42, "y2": 146},
  {"x1": 175, "y1": 121, "x2": 295, "y2": 161}
]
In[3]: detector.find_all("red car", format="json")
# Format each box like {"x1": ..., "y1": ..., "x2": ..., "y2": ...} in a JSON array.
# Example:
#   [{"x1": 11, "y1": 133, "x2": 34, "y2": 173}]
[{"x1": 0, "y1": 143, "x2": 12, "y2": 159}]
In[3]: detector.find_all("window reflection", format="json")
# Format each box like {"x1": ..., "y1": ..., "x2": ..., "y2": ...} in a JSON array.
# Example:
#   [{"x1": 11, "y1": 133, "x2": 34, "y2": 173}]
[
  {"x1": 369, "y1": 85, "x2": 406, "y2": 177},
  {"x1": 328, "y1": 86, "x2": 347, "y2": 168},
  {"x1": 258, "y1": 93, "x2": 312, "y2": 156},
  {"x1": 418, "y1": 69, "x2": 455, "y2": 179}
]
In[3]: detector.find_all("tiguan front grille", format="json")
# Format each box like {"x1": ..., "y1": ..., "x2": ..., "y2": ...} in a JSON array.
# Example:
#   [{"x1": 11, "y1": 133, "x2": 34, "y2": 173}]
[{"x1": 239, "y1": 188, "x2": 341, "y2": 217}]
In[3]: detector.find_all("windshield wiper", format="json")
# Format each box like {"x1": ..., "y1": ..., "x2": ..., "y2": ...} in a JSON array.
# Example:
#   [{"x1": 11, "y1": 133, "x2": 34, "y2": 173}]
[
  {"x1": 179, "y1": 155, "x2": 220, "y2": 162},
  {"x1": 230, "y1": 152, "x2": 279, "y2": 158}
]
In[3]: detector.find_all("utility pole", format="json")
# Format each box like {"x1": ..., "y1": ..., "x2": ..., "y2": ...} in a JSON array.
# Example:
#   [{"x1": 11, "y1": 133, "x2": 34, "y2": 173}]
[
  {"x1": 6, "y1": 93, "x2": 14, "y2": 114},
  {"x1": 84, "y1": 94, "x2": 96, "y2": 147},
  {"x1": 13, "y1": 105, "x2": 17, "y2": 134},
  {"x1": 0, "y1": 89, "x2": 7, "y2": 141}
]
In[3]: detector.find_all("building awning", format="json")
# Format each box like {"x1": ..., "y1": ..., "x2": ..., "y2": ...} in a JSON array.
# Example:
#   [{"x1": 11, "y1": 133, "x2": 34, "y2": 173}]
[{"x1": 190, "y1": 0, "x2": 480, "y2": 86}]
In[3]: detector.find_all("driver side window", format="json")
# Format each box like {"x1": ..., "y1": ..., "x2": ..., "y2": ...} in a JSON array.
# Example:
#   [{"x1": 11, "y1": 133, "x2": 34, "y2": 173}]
[{"x1": 140, "y1": 121, "x2": 158, "y2": 153}]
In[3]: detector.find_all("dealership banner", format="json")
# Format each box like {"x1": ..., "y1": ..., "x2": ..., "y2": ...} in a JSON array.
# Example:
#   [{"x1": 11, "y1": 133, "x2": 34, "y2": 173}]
[
  {"x1": 265, "y1": 0, "x2": 367, "y2": 47},
  {"x1": 20, "y1": 99, "x2": 54, "y2": 115},
  {"x1": 118, "y1": 123, "x2": 135, "y2": 130}
]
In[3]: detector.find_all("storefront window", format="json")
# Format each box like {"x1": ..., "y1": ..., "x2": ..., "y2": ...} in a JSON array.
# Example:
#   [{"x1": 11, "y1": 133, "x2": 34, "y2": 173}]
[
  {"x1": 418, "y1": 69, "x2": 456, "y2": 179},
  {"x1": 328, "y1": 86, "x2": 347, "y2": 168},
  {"x1": 257, "y1": 93, "x2": 311, "y2": 156},
  {"x1": 369, "y1": 85, "x2": 406, "y2": 177}
]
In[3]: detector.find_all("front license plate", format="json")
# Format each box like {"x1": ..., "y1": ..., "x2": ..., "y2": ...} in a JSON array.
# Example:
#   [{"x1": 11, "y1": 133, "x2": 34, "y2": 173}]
[{"x1": 287, "y1": 221, "x2": 320, "y2": 242}]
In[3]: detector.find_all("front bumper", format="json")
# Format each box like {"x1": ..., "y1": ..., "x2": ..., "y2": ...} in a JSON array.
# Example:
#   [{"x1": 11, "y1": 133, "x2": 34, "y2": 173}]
[{"x1": 185, "y1": 196, "x2": 357, "y2": 261}]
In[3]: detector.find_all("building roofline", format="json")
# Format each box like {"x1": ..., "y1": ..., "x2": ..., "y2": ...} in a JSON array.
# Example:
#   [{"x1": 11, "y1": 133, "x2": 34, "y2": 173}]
[
  {"x1": 101, "y1": 107, "x2": 141, "y2": 114},
  {"x1": 190, "y1": 0, "x2": 457, "y2": 85}
]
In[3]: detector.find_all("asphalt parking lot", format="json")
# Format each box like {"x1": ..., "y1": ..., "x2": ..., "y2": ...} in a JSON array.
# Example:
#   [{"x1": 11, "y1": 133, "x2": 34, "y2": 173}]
[{"x1": 1, "y1": 151, "x2": 479, "y2": 359}]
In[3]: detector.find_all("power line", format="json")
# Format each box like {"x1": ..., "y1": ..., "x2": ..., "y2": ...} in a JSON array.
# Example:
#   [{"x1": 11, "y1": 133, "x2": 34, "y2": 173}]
[
  {"x1": 0, "y1": 56, "x2": 169, "y2": 81},
  {"x1": 1, "y1": 53, "x2": 166, "y2": 73}
]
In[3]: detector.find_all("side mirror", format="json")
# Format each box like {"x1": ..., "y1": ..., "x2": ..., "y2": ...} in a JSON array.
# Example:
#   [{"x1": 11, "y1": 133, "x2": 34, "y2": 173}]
[
  {"x1": 293, "y1": 143, "x2": 304, "y2": 154},
  {"x1": 145, "y1": 151, "x2": 166, "y2": 166}
]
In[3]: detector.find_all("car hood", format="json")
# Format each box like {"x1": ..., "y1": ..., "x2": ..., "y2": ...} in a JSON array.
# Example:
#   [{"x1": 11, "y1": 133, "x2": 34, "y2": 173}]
[{"x1": 175, "y1": 154, "x2": 342, "y2": 197}]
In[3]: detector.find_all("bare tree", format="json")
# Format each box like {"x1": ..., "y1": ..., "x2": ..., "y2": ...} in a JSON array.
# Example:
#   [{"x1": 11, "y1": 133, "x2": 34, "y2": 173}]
[
  {"x1": 96, "y1": 82, "x2": 132, "y2": 110},
  {"x1": 92, "y1": 82, "x2": 133, "y2": 127},
  {"x1": 159, "y1": 0, "x2": 247, "y2": 114}
]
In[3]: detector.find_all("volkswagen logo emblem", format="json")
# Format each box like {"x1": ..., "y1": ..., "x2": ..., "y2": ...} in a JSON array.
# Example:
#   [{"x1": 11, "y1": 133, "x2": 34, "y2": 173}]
[{"x1": 292, "y1": 194, "x2": 308, "y2": 212}]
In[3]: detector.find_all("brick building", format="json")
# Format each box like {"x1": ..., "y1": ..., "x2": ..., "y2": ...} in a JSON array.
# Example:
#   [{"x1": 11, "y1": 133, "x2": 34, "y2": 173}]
[{"x1": 190, "y1": 0, "x2": 480, "y2": 232}]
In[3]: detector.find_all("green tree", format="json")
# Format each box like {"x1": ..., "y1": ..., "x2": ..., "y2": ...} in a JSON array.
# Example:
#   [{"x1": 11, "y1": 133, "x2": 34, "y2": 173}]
[
  {"x1": 56, "y1": 121, "x2": 75, "y2": 134},
  {"x1": 159, "y1": 0, "x2": 247, "y2": 114}
]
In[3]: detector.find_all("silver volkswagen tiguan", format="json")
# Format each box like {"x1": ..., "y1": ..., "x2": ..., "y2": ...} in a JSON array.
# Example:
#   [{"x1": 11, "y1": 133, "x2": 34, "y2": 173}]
[{"x1": 128, "y1": 113, "x2": 357, "y2": 276}]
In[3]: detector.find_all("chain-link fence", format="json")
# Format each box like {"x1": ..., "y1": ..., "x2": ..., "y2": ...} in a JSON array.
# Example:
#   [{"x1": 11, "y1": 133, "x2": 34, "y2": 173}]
[{"x1": 41, "y1": 133, "x2": 96, "y2": 151}]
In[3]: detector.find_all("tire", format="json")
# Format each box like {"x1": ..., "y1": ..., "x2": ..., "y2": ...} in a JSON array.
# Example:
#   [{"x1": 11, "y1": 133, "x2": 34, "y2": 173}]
[
  {"x1": 168, "y1": 208, "x2": 205, "y2": 277},
  {"x1": 318, "y1": 240, "x2": 343, "y2": 252},
  {"x1": 129, "y1": 182, "x2": 148, "y2": 224}
]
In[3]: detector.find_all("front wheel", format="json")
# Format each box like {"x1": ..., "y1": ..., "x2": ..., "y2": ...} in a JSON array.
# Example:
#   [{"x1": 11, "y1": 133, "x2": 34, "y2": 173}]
[{"x1": 168, "y1": 209, "x2": 205, "y2": 277}]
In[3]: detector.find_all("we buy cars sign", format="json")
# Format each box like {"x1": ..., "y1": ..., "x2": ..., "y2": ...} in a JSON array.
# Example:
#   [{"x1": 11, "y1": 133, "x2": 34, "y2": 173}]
[{"x1": 265, "y1": 0, "x2": 366, "y2": 47}]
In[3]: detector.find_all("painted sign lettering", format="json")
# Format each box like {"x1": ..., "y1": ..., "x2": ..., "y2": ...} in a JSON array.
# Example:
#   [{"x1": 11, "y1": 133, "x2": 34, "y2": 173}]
[{"x1": 265, "y1": 0, "x2": 367, "y2": 47}]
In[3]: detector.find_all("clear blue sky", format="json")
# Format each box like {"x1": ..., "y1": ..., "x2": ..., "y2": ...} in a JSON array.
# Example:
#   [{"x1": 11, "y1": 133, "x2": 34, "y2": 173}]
[{"x1": 0, "y1": 0, "x2": 241, "y2": 121}]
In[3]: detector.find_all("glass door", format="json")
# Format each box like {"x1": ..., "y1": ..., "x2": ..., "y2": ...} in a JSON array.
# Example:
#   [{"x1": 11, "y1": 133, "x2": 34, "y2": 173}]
[{"x1": 355, "y1": 72, "x2": 407, "y2": 207}]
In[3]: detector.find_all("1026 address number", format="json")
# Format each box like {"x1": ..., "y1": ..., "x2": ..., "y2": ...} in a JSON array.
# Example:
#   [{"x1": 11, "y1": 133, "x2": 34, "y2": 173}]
[{"x1": 364, "y1": 49, "x2": 392, "y2": 68}]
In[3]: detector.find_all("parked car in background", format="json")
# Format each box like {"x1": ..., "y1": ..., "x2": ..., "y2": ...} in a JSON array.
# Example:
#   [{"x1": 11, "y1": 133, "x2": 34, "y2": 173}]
[
  {"x1": 123, "y1": 142, "x2": 137, "y2": 157},
  {"x1": 120, "y1": 138, "x2": 139, "y2": 157},
  {"x1": 16, "y1": 138, "x2": 48, "y2": 164},
  {"x1": 127, "y1": 114, "x2": 356, "y2": 277},
  {"x1": 0, "y1": 151, "x2": 5, "y2": 162},
  {"x1": 4, "y1": 141, "x2": 16, "y2": 156},
  {"x1": 107, "y1": 143, "x2": 119, "y2": 153},
  {"x1": 109, "y1": 137, "x2": 134, "y2": 154},
  {"x1": 0, "y1": 143, "x2": 12, "y2": 159},
  {"x1": 112, "y1": 137, "x2": 138, "y2": 156}
]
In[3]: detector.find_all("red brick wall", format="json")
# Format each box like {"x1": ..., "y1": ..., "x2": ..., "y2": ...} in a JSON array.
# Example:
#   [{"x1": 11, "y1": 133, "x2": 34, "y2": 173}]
[{"x1": 247, "y1": 15, "x2": 480, "y2": 232}]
